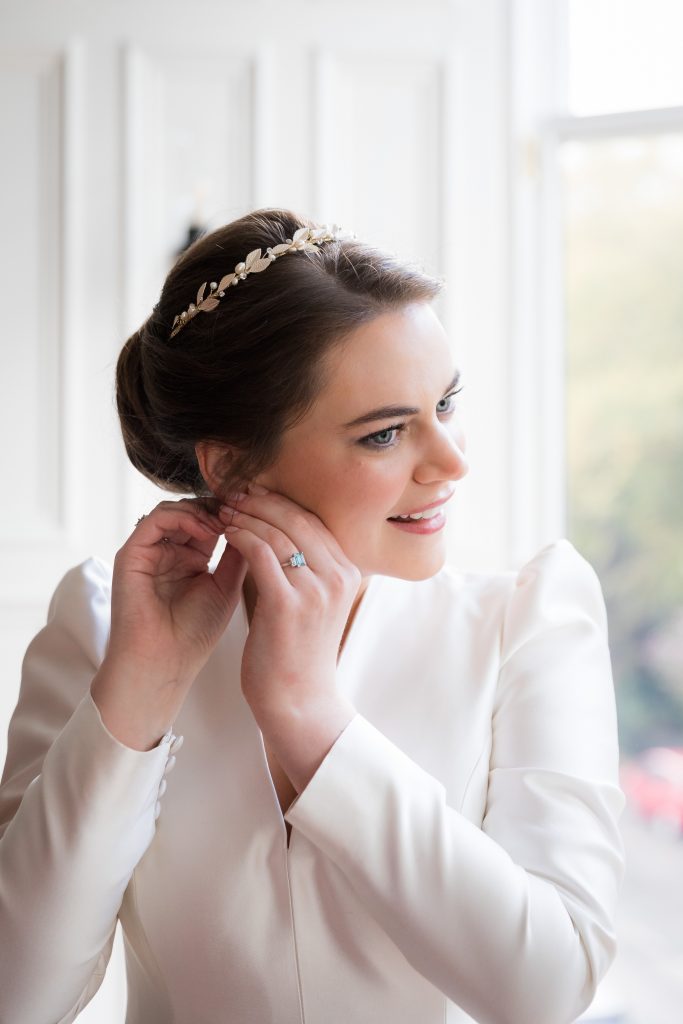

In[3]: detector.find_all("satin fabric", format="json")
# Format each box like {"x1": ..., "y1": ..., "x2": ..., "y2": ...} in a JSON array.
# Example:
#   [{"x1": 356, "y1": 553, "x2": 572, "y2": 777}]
[{"x1": 0, "y1": 538, "x2": 626, "y2": 1024}]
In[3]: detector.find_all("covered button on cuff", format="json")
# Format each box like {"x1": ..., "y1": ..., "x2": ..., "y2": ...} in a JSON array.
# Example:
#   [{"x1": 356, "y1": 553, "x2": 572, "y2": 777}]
[{"x1": 156, "y1": 734, "x2": 184, "y2": 821}]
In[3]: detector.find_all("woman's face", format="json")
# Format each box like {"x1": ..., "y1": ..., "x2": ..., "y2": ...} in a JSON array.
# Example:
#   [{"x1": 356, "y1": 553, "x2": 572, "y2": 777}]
[{"x1": 255, "y1": 301, "x2": 469, "y2": 581}]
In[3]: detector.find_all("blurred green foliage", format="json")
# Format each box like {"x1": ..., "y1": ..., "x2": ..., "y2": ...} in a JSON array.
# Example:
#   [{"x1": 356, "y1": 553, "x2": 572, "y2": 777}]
[{"x1": 564, "y1": 134, "x2": 683, "y2": 755}]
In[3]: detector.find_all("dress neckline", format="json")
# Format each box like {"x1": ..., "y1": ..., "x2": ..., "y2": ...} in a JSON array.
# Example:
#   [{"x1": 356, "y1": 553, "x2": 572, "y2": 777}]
[
  {"x1": 236, "y1": 570, "x2": 382, "y2": 673},
  {"x1": 235, "y1": 571, "x2": 383, "y2": 850}
]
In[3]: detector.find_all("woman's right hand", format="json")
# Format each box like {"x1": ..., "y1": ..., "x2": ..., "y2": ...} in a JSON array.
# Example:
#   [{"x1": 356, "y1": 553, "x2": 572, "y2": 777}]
[{"x1": 90, "y1": 497, "x2": 247, "y2": 750}]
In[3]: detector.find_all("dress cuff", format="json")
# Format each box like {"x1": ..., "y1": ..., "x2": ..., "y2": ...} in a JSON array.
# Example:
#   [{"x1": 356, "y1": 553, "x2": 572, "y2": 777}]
[
  {"x1": 42, "y1": 691, "x2": 180, "y2": 825},
  {"x1": 284, "y1": 712, "x2": 440, "y2": 837}
]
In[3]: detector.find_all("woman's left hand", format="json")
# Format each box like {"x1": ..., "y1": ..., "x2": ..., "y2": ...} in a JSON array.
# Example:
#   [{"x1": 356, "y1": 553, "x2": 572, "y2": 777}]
[{"x1": 218, "y1": 486, "x2": 362, "y2": 772}]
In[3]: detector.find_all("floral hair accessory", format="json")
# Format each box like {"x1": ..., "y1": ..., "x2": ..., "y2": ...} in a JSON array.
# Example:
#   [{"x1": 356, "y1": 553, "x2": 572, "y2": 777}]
[{"x1": 169, "y1": 223, "x2": 355, "y2": 339}]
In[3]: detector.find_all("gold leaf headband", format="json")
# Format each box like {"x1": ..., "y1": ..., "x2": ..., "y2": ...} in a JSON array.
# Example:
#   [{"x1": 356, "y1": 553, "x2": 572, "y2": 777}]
[{"x1": 169, "y1": 223, "x2": 355, "y2": 339}]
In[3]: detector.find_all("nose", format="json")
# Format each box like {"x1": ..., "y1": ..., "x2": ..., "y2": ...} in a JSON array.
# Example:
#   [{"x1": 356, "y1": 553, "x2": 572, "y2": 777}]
[{"x1": 413, "y1": 422, "x2": 469, "y2": 484}]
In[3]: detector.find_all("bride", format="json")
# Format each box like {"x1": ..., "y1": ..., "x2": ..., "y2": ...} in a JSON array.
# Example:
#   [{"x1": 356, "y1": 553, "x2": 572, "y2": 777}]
[{"x1": 0, "y1": 208, "x2": 625, "y2": 1024}]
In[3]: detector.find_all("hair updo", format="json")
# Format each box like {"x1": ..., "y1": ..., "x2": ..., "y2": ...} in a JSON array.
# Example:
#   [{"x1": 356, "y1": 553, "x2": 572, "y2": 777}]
[{"x1": 116, "y1": 207, "x2": 443, "y2": 496}]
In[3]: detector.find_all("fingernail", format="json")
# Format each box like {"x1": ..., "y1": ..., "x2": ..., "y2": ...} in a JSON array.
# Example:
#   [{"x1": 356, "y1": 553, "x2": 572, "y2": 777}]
[
  {"x1": 247, "y1": 483, "x2": 269, "y2": 495},
  {"x1": 219, "y1": 501, "x2": 242, "y2": 515}
]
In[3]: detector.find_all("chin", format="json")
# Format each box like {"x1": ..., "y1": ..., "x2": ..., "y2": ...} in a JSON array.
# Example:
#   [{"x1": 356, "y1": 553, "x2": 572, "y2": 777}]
[{"x1": 367, "y1": 547, "x2": 448, "y2": 582}]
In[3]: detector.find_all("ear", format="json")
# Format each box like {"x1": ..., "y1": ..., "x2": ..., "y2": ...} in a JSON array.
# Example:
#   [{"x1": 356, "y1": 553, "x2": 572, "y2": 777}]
[{"x1": 195, "y1": 441, "x2": 235, "y2": 500}]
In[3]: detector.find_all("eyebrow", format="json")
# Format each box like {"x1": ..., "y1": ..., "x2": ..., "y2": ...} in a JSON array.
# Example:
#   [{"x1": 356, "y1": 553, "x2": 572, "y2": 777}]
[{"x1": 341, "y1": 370, "x2": 461, "y2": 429}]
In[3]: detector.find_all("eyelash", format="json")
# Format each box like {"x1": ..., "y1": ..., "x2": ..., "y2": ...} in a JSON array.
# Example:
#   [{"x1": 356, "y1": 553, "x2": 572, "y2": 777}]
[{"x1": 358, "y1": 386, "x2": 464, "y2": 451}]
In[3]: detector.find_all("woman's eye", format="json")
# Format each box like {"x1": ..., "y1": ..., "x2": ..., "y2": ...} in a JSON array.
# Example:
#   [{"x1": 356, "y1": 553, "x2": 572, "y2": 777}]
[
  {"x1": 359, "y1": 386, "x2": 464, "y2": 450},
  {"x1": 360, "y1": 424, "x2": 406, "y2": 449},
  {"x1": 437, "y1": 386, "x2": 464, "y2": 414}
]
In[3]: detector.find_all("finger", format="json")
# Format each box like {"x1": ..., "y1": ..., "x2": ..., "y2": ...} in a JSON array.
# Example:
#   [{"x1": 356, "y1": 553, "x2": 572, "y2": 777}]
[
  {"x1": 156, "y1": 496, "x2": 224, "y2": 524},
  {"x1": 184, "y1": 531, "x2": 221, "y2": 560},
  {"x1": 210, "y1": 538, "x2": 248, "y2": 604},
  {"x1": 131, "y1": 508, "x2": 222, "y2": 549},
  {"x1": 125, "y1": 531, "x2": 214, "y2": 580},
  {"x1": 221, "y1": 491, "x2": 351, "y2": 566},
  {"x1": 220, "y1": 507, "x2": 328, "y2": 573},
  {"x1": 135, "y1": 499, "x2": 226, "y2": 539},
  {"x1": 219, "y1": 528, "x2": 293, "y2": 606},
  {"x1": 153, "y1": 542, "x2": 214, "y2": 581}
]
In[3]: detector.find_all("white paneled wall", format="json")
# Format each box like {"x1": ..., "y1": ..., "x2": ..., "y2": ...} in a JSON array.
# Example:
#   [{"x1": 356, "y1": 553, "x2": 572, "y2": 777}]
[
  {"x1": 122, "y1": 43, "x2": 262, "y2": 330},
  {"x1": 312, "y1": 49, "x2": 448, "y2": 266},
  {"x1": 0, "y1": 1, "x2": 537, "y2": 1019},
  {"x1": 1, "y1": 48, "x2": 74, "y2": 563},
  {"x1": 2, "y1": 52, "x2": 64, "y2": 542}
]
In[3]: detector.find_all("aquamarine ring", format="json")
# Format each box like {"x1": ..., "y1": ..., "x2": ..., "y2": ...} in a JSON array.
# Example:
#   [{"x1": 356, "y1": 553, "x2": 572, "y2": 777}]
[{"x1": 280, "y1": 551, "x2": 307, "y2": 569}]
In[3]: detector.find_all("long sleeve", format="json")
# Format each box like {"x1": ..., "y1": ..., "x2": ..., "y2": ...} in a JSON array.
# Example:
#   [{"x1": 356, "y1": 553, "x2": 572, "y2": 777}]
[
  {"x1": 0, "y1": 560, "x2": 176, "y2": 1024},
  {"x1": 285, "y1": 539, "x2": 626, "y2": 1024}
]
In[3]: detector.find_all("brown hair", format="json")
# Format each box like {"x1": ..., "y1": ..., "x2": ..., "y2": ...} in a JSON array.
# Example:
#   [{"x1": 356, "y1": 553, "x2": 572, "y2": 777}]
[{"x1": 116, "y1": 207, "x2": 443, "y2": 496}]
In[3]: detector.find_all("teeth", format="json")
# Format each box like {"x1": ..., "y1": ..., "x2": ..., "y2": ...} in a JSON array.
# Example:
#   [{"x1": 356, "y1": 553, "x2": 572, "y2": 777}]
[{"x1": 394, "y1": 505, "x2": 442, "y2": 521}]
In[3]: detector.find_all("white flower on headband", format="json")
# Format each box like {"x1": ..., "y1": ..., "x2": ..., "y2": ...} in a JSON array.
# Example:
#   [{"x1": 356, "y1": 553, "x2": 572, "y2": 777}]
[{"x1": 170, "y1": 223, "x2": 355, "y2": 339}]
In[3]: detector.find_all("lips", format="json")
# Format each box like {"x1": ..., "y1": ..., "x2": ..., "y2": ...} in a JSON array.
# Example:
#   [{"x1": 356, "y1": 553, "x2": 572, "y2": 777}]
[
  {"x1": 387, "y1": 508, "x2": 447, "y2": 534},
  {"x1": 387, "y1": 489, "x2": 455, "y2": 520}
]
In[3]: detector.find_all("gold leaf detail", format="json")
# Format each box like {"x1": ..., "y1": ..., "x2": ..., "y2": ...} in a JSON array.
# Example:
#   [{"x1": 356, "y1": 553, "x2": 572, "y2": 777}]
[
  {"x1": 270, "y1": 243, "x2": 291, "y2": 256},
  {"x1": 200, "y1": 296, "x2": 220, "y2": 312},
  {"x1": 245, "y1": 248, "x2": 262, "y2": 270},
  {"x1": 292, "y1": 227, "x2": 309, "y2": 243},
  {"x1": 197, "y1": 282, "x2": 207, "y2": 304},
  {"x1": 218, "y1": 274, "x2": 236, "y2": 291},
  {"x1": 250, "y1": 258, "x2": 272, "y2": 273}
]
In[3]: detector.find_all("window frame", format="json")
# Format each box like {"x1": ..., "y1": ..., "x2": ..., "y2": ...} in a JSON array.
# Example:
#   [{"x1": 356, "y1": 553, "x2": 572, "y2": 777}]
[{"x1": 507, "y1": 0, "x2": 683, "y2": 562}]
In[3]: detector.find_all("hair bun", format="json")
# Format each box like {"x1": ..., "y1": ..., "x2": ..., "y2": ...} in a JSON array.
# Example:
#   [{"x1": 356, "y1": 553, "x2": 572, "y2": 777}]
[{"x1": 116, "y1": 322, "x2": 200, "y2": 493}]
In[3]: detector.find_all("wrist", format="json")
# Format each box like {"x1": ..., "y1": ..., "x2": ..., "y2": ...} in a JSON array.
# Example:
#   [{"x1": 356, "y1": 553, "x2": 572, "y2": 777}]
[
  {"x1": 252, "y1": 693, "x2": 357, "y2": 793},
  {"x1": 100, "y1": 648, "x2": 192, "y2": 690},
  {"x1": 90, "y1": 660, "x2": 180, "y2": 752}
]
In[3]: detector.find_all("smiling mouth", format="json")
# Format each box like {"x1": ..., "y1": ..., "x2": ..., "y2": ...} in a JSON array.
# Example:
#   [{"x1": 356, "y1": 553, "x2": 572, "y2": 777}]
[
  {"x1": 387, "y1": 487, "x2": 456, "y2": 521},
  {"x1": 387, "y1": 506, "x2": 443, "y2": 522}
]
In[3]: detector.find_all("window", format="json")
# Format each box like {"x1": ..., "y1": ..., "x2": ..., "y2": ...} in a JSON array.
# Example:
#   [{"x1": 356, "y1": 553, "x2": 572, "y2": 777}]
[
  {"x1": 558, "y1": 4, "x2": 683, "y2": 1021},
  {"x1": 569, "y1": 0, "x2": 683, "y2": 115}
]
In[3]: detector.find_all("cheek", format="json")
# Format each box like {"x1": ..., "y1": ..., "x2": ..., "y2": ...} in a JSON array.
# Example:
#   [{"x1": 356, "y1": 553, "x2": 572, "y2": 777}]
[
  {"x1": 333, "y1": 456, "x2": 406, "y2": 517},
  {"x1": 278, "y1": 440, "x2": 406, "y2": 526}
]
